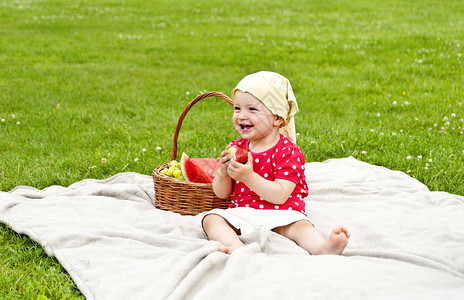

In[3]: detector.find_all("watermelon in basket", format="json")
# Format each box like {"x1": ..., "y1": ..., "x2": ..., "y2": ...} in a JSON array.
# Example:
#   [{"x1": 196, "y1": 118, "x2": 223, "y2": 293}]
[{"x1": 152, "y1": 92, "x2": 232, "y2": 216}]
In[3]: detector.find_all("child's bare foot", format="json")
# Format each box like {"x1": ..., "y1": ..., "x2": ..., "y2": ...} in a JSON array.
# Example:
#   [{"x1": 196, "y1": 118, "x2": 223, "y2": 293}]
[
  {"x1": 316, "y1": 226, "x2": 350, "y2": 255},
  {"x1": 218, "y1": 244, "x2": 243, "y2": 255}
]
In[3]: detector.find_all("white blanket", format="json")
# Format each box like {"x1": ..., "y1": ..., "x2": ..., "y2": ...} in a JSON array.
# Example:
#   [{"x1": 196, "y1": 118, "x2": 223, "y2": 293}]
[{"x1": 1, "y1": 157, "x2": 463, "y2": 299}]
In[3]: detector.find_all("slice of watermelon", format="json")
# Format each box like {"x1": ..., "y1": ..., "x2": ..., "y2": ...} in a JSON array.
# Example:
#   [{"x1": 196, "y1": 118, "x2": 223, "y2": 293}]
[
  {"x1": 180, "y1": 153, "x2": 218, "y2": 183},
  {"x1": 190, "y1": 158, "x2": 220, "y2": 179}
]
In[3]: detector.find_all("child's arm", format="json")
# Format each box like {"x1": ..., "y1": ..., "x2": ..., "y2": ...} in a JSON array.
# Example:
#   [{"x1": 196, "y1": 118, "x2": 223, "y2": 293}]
[
  {"x1": 212, "y1": 150, "x2": 234, "y2": 199},
  {"x1": 227, "y1": 152, "x2": 296, "y2": 205}
]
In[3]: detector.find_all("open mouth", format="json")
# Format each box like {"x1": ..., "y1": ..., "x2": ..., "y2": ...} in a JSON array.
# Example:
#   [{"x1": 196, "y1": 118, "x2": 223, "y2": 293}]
[{"x1": 240, "y1": 124, "x2": 253, "y2": 131}]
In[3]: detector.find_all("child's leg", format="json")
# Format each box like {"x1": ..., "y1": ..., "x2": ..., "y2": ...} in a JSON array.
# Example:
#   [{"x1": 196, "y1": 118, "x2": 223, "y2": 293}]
[
  {"x1": 273, "y1": 220, "x2": 349, "y2": 255},
  {"x1": 202, "y1": 214, "x2": 244, "y2": 254}
]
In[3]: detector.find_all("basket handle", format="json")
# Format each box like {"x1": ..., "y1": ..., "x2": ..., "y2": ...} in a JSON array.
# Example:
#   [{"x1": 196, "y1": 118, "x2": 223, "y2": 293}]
[{"x1": 171, "y1": 91, "x2": 233, "y2": 160}]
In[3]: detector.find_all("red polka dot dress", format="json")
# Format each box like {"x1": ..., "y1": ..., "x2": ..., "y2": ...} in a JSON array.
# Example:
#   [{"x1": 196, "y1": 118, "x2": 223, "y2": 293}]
[{"x1": 227, "y1": 134, "x2": 309, "y2": 214}]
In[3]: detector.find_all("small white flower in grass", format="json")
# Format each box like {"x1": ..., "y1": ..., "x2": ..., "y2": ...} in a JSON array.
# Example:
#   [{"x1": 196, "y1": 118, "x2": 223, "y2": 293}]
[
  {"x1": 156, "y1": 146, "x2": 161, "y2": 150},
  {"x1": 134, "y1": 158, "x2": 139, "y2": 163},
  {"x1": 407, "y1": 170, "x2": 411, "y2": 173},
  {"x1": 393, "y1": 101, "x2": 397, "y2": 105},
  {"x1": 429, "y1": 159, "x2": 432, "y2": 162},
  {"x1": 424, "y1": 166, "x2": 428, "y2": 170},
  {"x1": 101, "y1": 158, "x2": 107, "y2": 163},
  {"x1": 142, "y1": 148, "x2": 147, "y2": 152},
  {"x1": 16, "y1": 122, "x2": 20, "y2": 125},
  {"x1": 370, "y1": 129, "x2": 375, "y2": 132},
  {"x1": 361, "y1": 151, "x2": 367, "y2": 155},
  {"x1": 443, "y1": 116, "x2": 449, "y2": 121},
  {"x1": 405, "y1": 101, "x2": 410, "y2": 106},
  {"x1": 417, "y1": 155, "x2": 422, "y2": 160},
  {"x1": 11, "y1": 114, "x2": 16, "y2": 119},
  {"x1": 407, "y1": 156, "x2": 412, "y2": 160},
  {"x1": 376, "y1": 113, "x2": 380, "y2": 117},
  {"x1": 451, "y1": 113, "x2": 456, "y2": 118}
]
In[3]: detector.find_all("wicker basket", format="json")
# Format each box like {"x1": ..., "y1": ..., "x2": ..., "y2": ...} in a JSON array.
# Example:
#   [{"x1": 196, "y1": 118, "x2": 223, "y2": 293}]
[{"x1": 152, "y1": 91, "x2": 233, "y2": 215}]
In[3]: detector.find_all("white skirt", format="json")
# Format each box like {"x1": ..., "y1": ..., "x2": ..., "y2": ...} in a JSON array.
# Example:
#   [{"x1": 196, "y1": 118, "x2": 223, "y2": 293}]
[{"x1": 202, "y1": 207, "x2": 311, "y2": 235}]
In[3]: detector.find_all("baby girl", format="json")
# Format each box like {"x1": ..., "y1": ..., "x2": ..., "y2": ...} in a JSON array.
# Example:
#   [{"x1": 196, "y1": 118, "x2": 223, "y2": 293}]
[{"x1": 202, "y1": 71, "x2": 350, "y2": 255}]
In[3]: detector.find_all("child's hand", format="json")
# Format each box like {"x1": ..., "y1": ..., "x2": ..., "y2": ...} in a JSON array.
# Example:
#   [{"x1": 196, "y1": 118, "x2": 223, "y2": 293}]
[
  {"x1": 212, "y1": 149, "x2": 234, "y2": 199},
  {"x1": 227, "y1": 152, "x2": 254, "y2": 182},
  {"x1": 217, "y1": 149, "x2": 233, "y2": 178}
]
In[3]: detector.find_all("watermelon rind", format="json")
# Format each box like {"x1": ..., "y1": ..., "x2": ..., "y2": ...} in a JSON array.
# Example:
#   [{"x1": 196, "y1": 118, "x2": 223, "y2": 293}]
[{"x1": 180, "y1": 153, "x2": 190, "y2": 182}]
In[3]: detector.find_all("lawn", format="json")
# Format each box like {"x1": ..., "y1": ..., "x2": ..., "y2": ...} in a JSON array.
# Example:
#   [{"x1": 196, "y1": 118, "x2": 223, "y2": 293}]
[{"x1": 1, "y1": 0, "x2": 463, "y2": 298}]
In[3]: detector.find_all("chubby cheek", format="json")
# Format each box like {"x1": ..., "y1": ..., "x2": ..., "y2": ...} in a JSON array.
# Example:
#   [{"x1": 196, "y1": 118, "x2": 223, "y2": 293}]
[{"x1": 232, "y1": 114, "x2": 240, "y2": 127}]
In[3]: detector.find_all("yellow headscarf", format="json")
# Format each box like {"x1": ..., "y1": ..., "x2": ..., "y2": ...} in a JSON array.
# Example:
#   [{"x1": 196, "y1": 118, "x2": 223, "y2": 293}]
[{"x1": 232, "y1": 71, "x2": 299, "y2": 143}]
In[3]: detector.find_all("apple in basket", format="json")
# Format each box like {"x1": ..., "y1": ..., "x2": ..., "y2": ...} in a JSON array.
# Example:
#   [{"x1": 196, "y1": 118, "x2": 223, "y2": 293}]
[
  {"x1": 180, "y1": 153, "x2": 220, "y2": 184},
  {"x1": 226, "y1": 144, "x2": 249, "y2": 164}
]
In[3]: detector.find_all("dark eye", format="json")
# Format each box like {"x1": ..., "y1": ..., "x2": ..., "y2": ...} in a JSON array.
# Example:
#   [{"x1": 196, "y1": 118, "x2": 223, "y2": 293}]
[
  {"x1": 234, "y1": 106, "x2": 241, "y2": 111},
  {"x1": 249, "y1": 107, "x2": 257, "y2": 111}
]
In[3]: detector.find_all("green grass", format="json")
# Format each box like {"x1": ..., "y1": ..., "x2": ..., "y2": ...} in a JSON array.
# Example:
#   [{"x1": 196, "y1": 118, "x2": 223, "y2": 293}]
[
  {"x1": 1, "y1": 0, "x2": 463, "y2": 297},
  {"x1": 0, "y1": 224, "x2": 83, "y2": 299}
]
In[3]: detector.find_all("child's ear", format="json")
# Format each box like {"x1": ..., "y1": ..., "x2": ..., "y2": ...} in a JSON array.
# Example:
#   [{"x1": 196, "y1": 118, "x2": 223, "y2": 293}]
[{"x1": 274, "y1": 116, "x2": 285, "y2": 127}]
